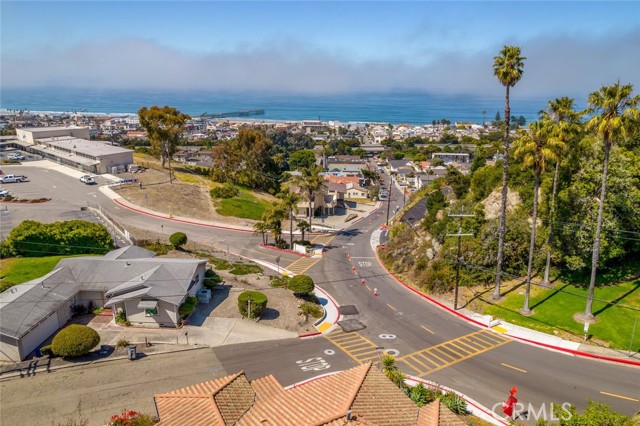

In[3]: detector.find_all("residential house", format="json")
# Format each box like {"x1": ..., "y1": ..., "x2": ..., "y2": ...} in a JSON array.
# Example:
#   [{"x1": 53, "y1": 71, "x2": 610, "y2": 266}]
[
  {"x1": 0, "y1": 246, "x2": 206, "y2": 362},
  {"x1": 153, "y1": 362, "x2": 466, "y2": 426},
  {"x1": 432, "y1": 153, "x2": 470, "y2": 164}
]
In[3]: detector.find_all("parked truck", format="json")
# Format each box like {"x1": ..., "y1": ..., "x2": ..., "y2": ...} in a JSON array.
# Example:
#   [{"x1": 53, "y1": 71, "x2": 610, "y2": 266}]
[{"x1": 0, "y1": 174, "x2": 28, "y2": 183}]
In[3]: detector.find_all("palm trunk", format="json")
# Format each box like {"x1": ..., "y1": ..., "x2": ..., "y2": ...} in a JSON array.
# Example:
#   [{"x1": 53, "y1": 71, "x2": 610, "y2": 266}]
[
  {"x1": 289, "y1": 209, "x2": 294, "y2": 248},
  {"x1": 585, "y1": 141, "x2": 611, "y2": 318},
  {"x1": 523, "y1": 171, "x2": 540, "y2": 314},
  {"x1": 308, "y1": 191, "x2": 314, "y2": 232},
  {"x1": 542, "y1": 160, "x2": 560, "y2": 287},
  {"x1": 493, "y1": 85, "x2": 511, "y2": 300}
]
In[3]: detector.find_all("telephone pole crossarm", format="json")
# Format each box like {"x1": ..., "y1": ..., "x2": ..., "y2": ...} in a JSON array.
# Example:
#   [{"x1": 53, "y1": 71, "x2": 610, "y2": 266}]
[{"x1": 446, "y1": 207, "x2": 475, "y2": 311}]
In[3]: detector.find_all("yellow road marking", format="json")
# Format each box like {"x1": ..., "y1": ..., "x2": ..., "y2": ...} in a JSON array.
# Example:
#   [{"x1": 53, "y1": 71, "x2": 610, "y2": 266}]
[
  {"x1": 325, "y1": 331, "x2": 380, "y2": 364},
  {"x1": 365, "y1": 285, "x2": 372, "y2": 291},
  {"x1": 398, "y1": 329, "x2": 511, "y2": 377},
  {"x1": 599, "y1": 391, "x2": 639, "y2": 402},
  {"x1": 387, "y1": 304, "x2": 397, "y2": 311},
  {"x1": 316, "y1": 322, "x2": 332, "y2": 333},
  {"x1": 492, "y1": 325, "x2": 508, "y2": 333},
  {"x1": 501, "y1": 363, "x2": 527, "y2": 373},
  {"x1": 421, "y1": 325, "x2": 435, "y2": 334}
]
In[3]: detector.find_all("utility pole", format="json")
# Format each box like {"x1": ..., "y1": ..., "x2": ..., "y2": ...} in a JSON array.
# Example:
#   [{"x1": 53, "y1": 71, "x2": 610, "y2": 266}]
[{"x1": 446, "y1": 206, "x2": 475, "y2": 310}]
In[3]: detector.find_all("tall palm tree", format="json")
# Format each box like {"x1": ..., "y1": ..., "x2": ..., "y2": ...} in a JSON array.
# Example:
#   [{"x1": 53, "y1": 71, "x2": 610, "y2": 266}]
[
  {"x1": 513, "y1": 119, "x2": 560, "y2": 314},
  {"x1": 253, "y1": 221, "x2": 269, "y2": 245},
  {"x1": 297, "y1": 220, "x2": 310, "y2": 242},
  {"x1": 540, "y1": 97, "x2": 582, "y2": 287},
  {"x1": 262, "y1": 205, "x2": 287, "y2": 245},
  {"x1": 583, "y1": 82, "x2": 639, "y2": 319},
  {"x1": 492, "y1": 45, "x2": 526, "y2": 300},
  {"x1": 288, "y1": 165, "x2": 326, "y2": 232},
  {"x1": 277, "y1": 189, "x2": 302, "y2": 248}
]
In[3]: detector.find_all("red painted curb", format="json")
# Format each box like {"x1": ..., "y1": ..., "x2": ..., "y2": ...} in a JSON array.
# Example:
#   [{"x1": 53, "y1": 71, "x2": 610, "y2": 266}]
[
  {"x1": 298, "y1": 331, "x2": 321, "y2": 338},
  {"x1": 374, "y1": 246, "x2": 640, "y2": 367},
  {"x1": 259, "y1": 244, "x2": 309, "y2": 258},
  {"x1": 113, "y1": 198, "x2": 253, "y2": 233}
]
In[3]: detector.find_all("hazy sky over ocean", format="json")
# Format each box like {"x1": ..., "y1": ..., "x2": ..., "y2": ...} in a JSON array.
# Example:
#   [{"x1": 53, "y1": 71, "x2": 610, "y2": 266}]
[{"x1": 1, "y1": 1, "x2": 638, "y2": 97}]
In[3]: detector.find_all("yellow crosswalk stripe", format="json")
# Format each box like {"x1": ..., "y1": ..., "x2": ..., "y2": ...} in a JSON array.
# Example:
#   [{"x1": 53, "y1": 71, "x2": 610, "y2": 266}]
[
  {"x1": 397, "y1": 329, "x2": 511, "y2": 377},
  {"x1": 325, "y1": 330, "x2": 380, "y2": 364}
]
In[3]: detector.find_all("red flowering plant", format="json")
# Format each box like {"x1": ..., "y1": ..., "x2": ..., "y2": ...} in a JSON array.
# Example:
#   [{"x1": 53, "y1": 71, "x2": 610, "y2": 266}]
[{"x1": 109, "y1": 409, "x2": 138, "y2": 426}]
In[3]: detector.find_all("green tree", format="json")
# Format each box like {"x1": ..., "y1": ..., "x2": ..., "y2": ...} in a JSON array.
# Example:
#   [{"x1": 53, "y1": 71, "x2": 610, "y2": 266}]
[
  {"x1": 288, "y1": 149, "x2": 317, "y2": 171},
  {"x1": 492, "y1": 45, "x2": 526, "y2": 300},
  {"x1": 287, "y1": 165, "x2": 326, "y2": 231},
  {"x1": 540, "y1": 97, "x2": 582, "y2": 286},
  {"x1": 52, "y1": 324, "x2": 100, "y2": 357},
  {"x1": 513, "y1": 119, "x2": 559, "y2": 314},
  {"x1": 535, "y1": 400, "x2": 632, "y2": 426},
  {"x1": 262, "y1": 204, "x2": 287, "y2": 245},
  {"x1": 138, "y1": 105, "x2": 190, "y2": 182},
  {"x1": 169, "y1": 232, "x2": 187, "y2": 249},
  {"x1": 253, "y1": 220, "x2": 269, "y2": 245},
  {"x1": 381, "y1": 354, "x2": 406, "y2": 389},
  {"x1": 297, "y1": 220, "x2": 310, "y2": 242},
  {"x1": 583, "y1": 82, "x2": 639, "y2": 318},
  {"x1": 287, "y1": 274, "x2": 315, "y2": 295},
  {"x1": 277, "y1": 189, "x2": 302, "y2": 248}
]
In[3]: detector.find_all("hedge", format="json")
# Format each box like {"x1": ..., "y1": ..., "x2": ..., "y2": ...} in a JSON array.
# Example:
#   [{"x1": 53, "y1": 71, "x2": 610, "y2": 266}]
[
  {"x1": 51, "y1": 324, "x2": 100, "y2": 357},
  {"x1": 169, "y1": 232, "x2": 188, "y2": 249},
  {"x1": 237, "y1": 291, "x2": 268, "y2": 319},
  {"x1": 3, "y1": 220, "x2": 113, "y2": 257},
  {"x1": 288, "y1": 274, "x2": 315, "y2": 295},
  {"x1": 178, "y1": 296, "x2": 198, "y2": 316}
]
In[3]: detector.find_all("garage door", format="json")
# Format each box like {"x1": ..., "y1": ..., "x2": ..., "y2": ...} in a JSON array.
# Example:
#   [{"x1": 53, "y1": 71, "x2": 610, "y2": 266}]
[{"x1": 20, "y1": 312, "x2": 60, "y2": 359}]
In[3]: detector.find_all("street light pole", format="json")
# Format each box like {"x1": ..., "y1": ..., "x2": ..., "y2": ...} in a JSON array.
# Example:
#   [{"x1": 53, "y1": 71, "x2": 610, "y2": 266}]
[{"x1": 446, "y1": 207, "x2": 475, "y2": 310}]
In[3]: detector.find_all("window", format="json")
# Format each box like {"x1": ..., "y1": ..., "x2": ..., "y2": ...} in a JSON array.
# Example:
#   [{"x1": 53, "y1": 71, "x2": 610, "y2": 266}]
[{"x1": 145, "y1": 308, "x2": 158, "y2": 317}]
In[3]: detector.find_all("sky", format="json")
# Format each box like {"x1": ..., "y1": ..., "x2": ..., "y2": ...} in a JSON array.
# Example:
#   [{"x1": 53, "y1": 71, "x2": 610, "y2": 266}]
[{"x1": 1, "y1": 1, "x2": 639, "y2": 97}]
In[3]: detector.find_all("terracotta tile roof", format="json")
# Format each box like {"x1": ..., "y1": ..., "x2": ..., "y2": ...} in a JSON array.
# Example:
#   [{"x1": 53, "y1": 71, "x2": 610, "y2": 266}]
[
  {"x1": 417, "y1": 400, "x2": 467, "y2": 426},
  {"x1": 350, "y1": 367, "x2": 419, "y2": 425},
  {"x1": 214, "y1": 374, "x2": 255, "y2": 424},
  {"x1": 155, "y1": 371, "x2": 245, "y2": 426},
  {"x1": 250, "y1": 375, "x2": 285, "y2": 400},
  {"x1": 154, "y1": 363, "x2": 464, "y2": 426},
  {"x1": 237, "y1": 363, "x2": 370, "y2": 425}
]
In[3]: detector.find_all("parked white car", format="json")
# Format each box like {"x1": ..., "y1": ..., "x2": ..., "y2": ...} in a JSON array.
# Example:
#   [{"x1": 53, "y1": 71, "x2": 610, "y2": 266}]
[{"x1": 80, "y1": 175, "x2": 96, "y2": 185}]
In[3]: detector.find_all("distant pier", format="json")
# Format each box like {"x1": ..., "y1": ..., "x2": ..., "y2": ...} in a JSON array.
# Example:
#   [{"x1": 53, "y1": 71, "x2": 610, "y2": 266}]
[{"x1": 201, "y1": 109, "x2": 265, "y2": 118}]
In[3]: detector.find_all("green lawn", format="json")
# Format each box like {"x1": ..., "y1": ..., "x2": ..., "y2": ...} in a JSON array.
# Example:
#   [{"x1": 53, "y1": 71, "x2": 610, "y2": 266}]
[
  {"x1": 0, "y1": 255, "x2": 79, "y2": 291},
  {"x1": 214, "y1": 188, "x2": 272, "y2": 220},
  {"x1": 483, "y1": 279, "x2": 640, "y2": 350}
]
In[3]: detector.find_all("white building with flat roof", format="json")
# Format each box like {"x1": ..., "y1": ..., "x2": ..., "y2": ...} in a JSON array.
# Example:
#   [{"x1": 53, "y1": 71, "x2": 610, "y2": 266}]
[{"x1": 14, "y1": 127, "x2": 133, "y2": 174}]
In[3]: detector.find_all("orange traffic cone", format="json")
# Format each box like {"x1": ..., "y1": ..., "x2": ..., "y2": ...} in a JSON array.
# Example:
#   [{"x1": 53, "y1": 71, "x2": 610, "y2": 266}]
[{"x1": 373, "y1": 288, "x2": 379, "y2": 296}]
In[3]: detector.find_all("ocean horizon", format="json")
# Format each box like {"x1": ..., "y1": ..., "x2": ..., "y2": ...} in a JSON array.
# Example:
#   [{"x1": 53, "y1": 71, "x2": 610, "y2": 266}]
[{"x1": 0, "y1": 87, "x2": 585, "y2": 125}]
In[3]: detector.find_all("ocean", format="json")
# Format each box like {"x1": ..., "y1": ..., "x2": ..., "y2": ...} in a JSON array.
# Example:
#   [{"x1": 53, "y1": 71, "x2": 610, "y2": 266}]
[{"x1": 0, "y1": 87, "x2": 579, "y2": 125}]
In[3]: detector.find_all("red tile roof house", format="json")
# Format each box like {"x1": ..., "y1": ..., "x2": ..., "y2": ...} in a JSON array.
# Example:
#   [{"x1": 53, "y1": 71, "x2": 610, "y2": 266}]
[{"x1": 153, "y1": 362, "x2": 466, "y2": 426}]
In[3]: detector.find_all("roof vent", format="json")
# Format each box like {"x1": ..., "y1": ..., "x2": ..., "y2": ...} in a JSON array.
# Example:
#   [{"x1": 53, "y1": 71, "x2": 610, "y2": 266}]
[
  {"x1": 125, "y1": 262, "x2": 131, "y2": 267},
  {"x1": 345, "y1": 409, "x2": 352, "y2": 421}
]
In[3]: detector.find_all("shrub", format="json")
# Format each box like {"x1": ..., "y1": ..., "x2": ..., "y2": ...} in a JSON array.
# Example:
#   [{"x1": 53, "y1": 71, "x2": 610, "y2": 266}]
[
  {"x1": 288, "y1": 274, "x2": 315, "y2": 296},
  {"x1": 116, "y1": 339, "x2": 130, "y2": 348},
  {"x1": 139, "y1": 241, "x2": 173, "y2": 255},
  {"x1": 51, "y1": 324, "x2": 100, "y2": 357},
  {"x1": 115, "y1": 311, "x2": 130, "y2": 326},
  {"x1": 269, "y1": 275, "x2": 290, "y2": 288},
  {"x1": 92, "y1": 307, "x2": 104, "y2": 316},
  {"x1": 40, "y1": 345, "x2": 53, "y2": 357},
  {"x1": 299, "y1": 302, "x2": 323, "y2": 319},
  {"x1": 0, "y1": 279, "x2": 16, "y2": 293},
  {"x1": 210, "y1": 182, "x2": 240, "y2": 199},
  {"x1": 440, "y1": 391, "x2": 467, "y2": 414},
  {"x1": 237, "y1": 291, "x2": 268, "y2": 319},
  {"x1": 70, "y1": 303, "x2": 88, "y2": 317},
  {"x1": 229, "y1": 262, "x2": 263, "y2": 275},
  {"x1": 169, "y1": 232, "x2": 188, "y2": 249},
  {"x1": 209, "y1": 257, "x2": 231, "y2": 270},
  {"x1": 178, "y1": 296, "x2": 198, "y2": 316},
  {"x1": 204, "y1": 269, "x2": 216, "y2": 278}
]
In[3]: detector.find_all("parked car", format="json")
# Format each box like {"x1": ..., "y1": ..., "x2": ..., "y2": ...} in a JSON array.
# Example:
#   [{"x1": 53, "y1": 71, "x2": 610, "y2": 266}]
[
  {"x1": 0, "y1": 189, "x2": 10, "y2": 197},
  {"x1": 7, "y1": 153, "x2": 25, "y2": 160},
  {"x1": 0, "y1": 174, "x2": 27, "y2": 183},
  {"x1": 80, "y1": 175, "x2": 96, "y2": 185}
]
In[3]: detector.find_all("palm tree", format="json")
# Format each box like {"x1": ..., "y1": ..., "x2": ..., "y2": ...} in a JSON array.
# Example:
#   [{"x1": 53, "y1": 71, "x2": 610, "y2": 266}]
[
  {"x1": 492, "y1": 45, "x2": 526, "y2": 300},
  {"x1": 277, "y1": 189, "x2": 302, "y2": 248},
  {"x1": 583, "y1": 82, "x2": 639, "y2": 319},
  {"x1": 262, "y1": 205, "x2": 287, "y2": 245},
  {"x1": 297, "y1": 220, "x2": 310, "y2": 243},
  {"x1": 540, "y1": 97, "x2": 582, "y2": 287},
  {"x1": 253, "y1": 221, "x2": 269, "y2": 245},
  {"x1": 381, "y1": 354, "x2": 406, "y2": 389},
  {"x1": 513, "y1": 119, "x2": 560, "y2": 314},
  {"x1": 288, "y1": 165, "x2": 326, "y2": 232}
]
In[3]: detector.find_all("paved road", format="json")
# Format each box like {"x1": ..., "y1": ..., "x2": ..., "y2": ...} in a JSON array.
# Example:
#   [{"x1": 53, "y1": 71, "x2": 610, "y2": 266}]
[
  {"x1": 0, "y1": 348, "x2": 227, "y2": 426},
  {"x1": 5, "y1": 163, "x2": 640, "y2": 424}
]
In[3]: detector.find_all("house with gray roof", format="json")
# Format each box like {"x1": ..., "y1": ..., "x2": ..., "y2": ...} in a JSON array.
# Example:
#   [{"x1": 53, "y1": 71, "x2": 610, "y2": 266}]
[{"x1": 0, "y1": 246, "x2": 206, "y2": 362}]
